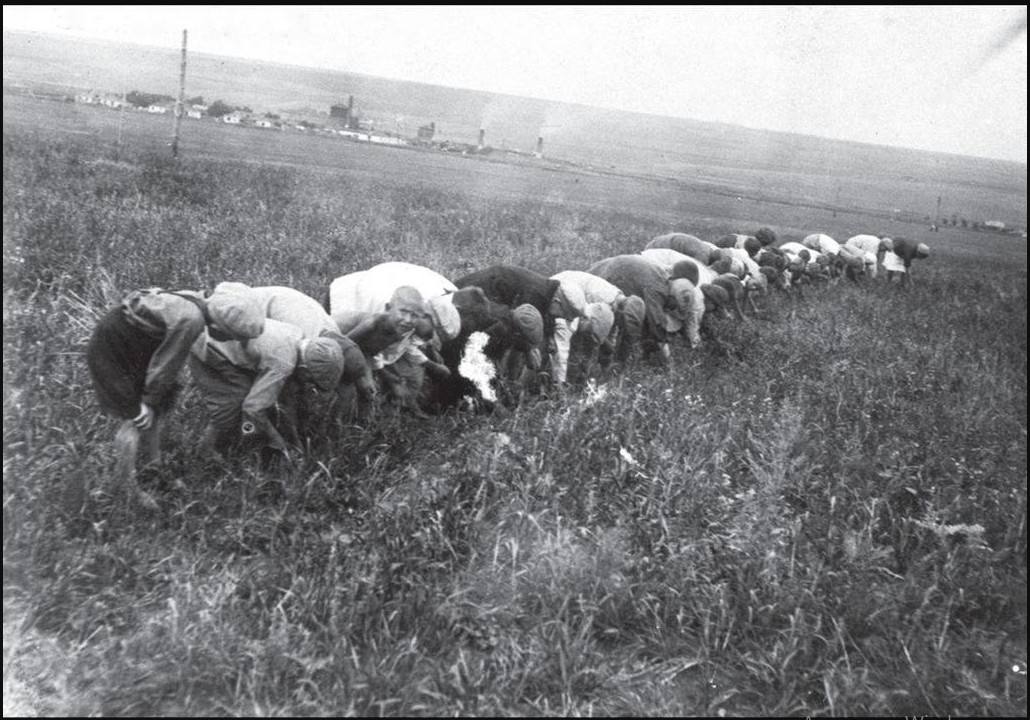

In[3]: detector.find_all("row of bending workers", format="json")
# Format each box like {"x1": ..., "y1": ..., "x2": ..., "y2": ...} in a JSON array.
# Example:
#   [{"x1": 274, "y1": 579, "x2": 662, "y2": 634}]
[{"x1": 86, "y1": 229, "x2": 929, "y2": 504}]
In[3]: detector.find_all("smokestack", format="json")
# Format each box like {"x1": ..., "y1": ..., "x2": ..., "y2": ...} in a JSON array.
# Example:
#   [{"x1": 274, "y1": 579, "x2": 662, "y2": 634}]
[
  {"x1": 478, "y1": 128, "x2": 485, "y2": 150},
  {"x1": 534, "y1": 136, "x2": 544, "y2": 158}
]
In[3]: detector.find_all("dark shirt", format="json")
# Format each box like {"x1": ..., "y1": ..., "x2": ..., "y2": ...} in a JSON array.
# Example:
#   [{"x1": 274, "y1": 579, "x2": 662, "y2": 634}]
[
  {"x1": 891, "y1": 237, "x2": 923, "y2": 267},
  {"x1": 454, "y1": 265, "x2": 560, "y2": 341},
  {"x1": 645, "y1": 233, "x2": 716, "y2": 264},
  {"x1": 586, "y1": 255, "x2": 671, "y2": 347}
]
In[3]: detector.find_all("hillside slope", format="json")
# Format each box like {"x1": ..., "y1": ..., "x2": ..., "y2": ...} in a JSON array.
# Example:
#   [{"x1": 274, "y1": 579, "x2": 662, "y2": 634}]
[{"x1": 4, "y1": 29, "x2": 1026, "y2": 228}]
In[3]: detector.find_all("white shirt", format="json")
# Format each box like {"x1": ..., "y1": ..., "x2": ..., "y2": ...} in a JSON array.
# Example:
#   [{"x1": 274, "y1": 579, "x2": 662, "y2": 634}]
[{"x1": 329, "y1": 261, "x2": 457, "y2": 315}]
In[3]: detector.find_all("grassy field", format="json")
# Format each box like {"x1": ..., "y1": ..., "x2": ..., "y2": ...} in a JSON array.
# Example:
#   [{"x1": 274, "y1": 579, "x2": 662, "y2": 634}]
[{"x1": 3, "y1": 90, "x2": 1027, "y2": 716}]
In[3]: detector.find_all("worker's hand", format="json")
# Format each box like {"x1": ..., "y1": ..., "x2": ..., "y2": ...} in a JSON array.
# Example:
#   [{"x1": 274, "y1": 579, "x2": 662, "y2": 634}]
[
  {"x1": 356, "y1": 372, "x2": 378, "y2": 399},
  {"x1": 277, "y1": 445, "x2": 297, "y2": 470},
  {"x1": 133, "y1": 403, "x2": 156, "y2": 430},
  {"x1": 425, "y1": 360, "x2": 451, "y2": 380},
  {"x1": 260, "y1": 421, "x2": 299, "y2": 467}
]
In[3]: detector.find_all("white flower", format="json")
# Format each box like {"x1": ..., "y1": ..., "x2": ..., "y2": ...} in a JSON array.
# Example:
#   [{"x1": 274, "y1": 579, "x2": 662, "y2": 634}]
[
  {"x1": 582, "y1": 379, "x2": 609, "y2": 406},
  {"x1": 619, "y1": 447, "x2": 638, "y2": 466}
]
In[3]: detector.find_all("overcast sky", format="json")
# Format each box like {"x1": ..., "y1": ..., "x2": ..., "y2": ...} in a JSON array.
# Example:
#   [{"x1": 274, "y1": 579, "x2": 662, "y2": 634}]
[{"x1": 4, "y1": 5, "x2": 1027, "y2": 163}]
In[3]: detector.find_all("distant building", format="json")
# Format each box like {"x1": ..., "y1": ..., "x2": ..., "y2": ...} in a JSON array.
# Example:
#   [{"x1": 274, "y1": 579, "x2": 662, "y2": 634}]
[
  {"x1": 370, "y1": 135, "x2": 407, "y2": 147},
  {"x1": 222, "y1": 111, "x2": 248, "y2": 125},
  {"x1": 985, "y1": 220, "x2": 1006, "y2": 231},
  {"x1": 339, "y1": 130, "x2": 371, "y2": 142},
  {"x1": 79, "y1": 91, "x2": 127, "y2": 109},
  {"x1": 330, "y1": 95, "x2": 356, "y2": 128},
  {"x1": 417, "y1": 122, "x2": 436, "y2": 141}
]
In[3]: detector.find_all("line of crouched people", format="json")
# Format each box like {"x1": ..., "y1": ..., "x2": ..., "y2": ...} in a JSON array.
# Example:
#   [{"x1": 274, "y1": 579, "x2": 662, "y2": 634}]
[{"x1": 87, "y1": 227, "x2": 929, "y2": 504}]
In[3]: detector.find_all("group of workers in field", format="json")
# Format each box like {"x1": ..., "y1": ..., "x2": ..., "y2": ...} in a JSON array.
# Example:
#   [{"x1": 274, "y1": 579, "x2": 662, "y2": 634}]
[{"x1": 86, "y1": 227, "x2": 929, "y2": 506}]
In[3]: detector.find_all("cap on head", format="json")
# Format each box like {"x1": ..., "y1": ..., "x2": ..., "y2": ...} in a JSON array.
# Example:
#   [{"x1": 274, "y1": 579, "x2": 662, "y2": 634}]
[
  {"x1": 755, "y1": 227, "x2": 778, "y2": 246},
  {"x1": 700, "y1": 284, "x2": 730, "y2": 309},
  {"x1": 671, "y1": 259, "x2": 700, "y2": 285},
  {"x1": 511, "y1": 303, "x2": 544, "y2": 347},
  {"x1": 916, "y1": 243, "x2": 930, "y2": 259},
  {"x1": 880, "y1": 237, "x2": 895, "y2": 253},
  {"x1": 710, "y1": 257, "x2": 733, "y2": 275},
  {"x1": 582, "y1": 303, "x2": 615, "y2": 344},
  {"x1": 668, "y1": 278, "x2": 698, "y2": 312},
  {"x1": 207, "y1": 285, "x2": 265, "y2": 339},
  {"x1": 451, "y1": 286, "x2": 489, "y2": 312},
  {"x1": 554, "y1": 281, "x2": 587, "y2": 319},
  {"x1": 426, "y1": 294, "x2": 461, "y2": 341},
  {"x1": 302, "y1": 336, "x2": 345, "y2": 391},
  {"x1": 714, "y1": 273, "x2": 745, "y2": 296}
]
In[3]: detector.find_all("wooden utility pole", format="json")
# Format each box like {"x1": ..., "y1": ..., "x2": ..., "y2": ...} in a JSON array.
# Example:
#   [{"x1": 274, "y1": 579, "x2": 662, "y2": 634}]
[
  {"x1": 171, "y1": 29, "x2": 187, "y2": 158},
  {"x1": 934, "y1": 195, "x2": 942, "y2": 229},
  {"x1": 117, "y1": 66, "x2": 126, "y2": 146}
]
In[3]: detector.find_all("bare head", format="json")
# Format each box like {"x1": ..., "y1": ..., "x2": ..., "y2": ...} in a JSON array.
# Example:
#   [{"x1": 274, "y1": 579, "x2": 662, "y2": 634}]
[{"x1": 385, "y1": 286, "x2": 425, "y2": 334}]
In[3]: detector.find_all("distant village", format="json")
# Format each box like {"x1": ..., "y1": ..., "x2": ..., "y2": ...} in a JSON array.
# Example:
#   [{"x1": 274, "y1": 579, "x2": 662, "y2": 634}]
[
  {"x1": 30, "y1": 85, "x2": 1025, "y2": 237},
  {"x1": 73, "y1": 89, "x2": 548, "y2": 160}
]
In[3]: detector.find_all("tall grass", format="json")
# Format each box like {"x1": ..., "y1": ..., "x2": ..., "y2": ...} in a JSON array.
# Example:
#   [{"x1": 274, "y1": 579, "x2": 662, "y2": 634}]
[{"x1": 4, "y1": 129, "x2": 1026, "y2": 716}]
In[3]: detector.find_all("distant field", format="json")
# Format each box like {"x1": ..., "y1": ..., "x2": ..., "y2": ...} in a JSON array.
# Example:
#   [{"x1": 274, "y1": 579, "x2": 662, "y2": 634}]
[
  {"x1": 1, "y1": 91, "x2": 733, "y2": 223},
  {"x1": 4, "y1": 23, "x2": 1027, "y2": 237},
  {"x1": 5, "y1": 90, "x2": 1027, "y2": 253}
]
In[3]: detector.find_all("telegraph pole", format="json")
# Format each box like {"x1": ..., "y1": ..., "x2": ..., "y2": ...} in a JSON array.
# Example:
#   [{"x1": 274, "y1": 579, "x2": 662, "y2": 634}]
[
  {"x1": 117, "y1": 65, "x2": 126, "y2": 146},
  {"x1": 171, "y1": 29, "x2": 187, "y2": 158}
]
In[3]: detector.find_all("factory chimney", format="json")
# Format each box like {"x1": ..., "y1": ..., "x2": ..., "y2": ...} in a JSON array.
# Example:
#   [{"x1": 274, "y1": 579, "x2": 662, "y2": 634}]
[
  {"x1": 478, "y1": 128, "x2": 485, "y2": 150},
  {"x1": 534, "y1": 136, "x2": 544, "y2": 158}
]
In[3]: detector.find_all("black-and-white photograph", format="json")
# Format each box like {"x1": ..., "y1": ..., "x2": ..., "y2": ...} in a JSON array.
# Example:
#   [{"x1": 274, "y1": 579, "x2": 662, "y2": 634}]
[{"x1": 3, "y1": 5, "x2": 1026, "y2": 715}]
